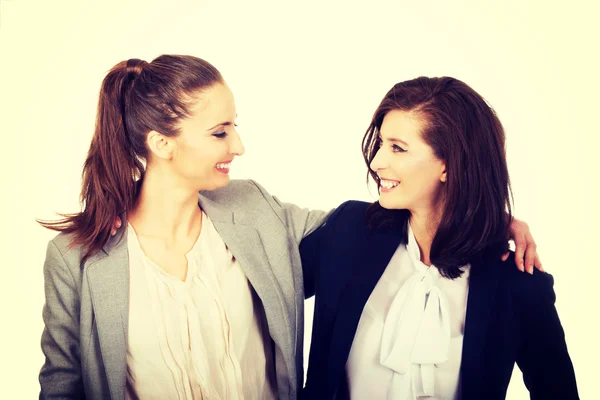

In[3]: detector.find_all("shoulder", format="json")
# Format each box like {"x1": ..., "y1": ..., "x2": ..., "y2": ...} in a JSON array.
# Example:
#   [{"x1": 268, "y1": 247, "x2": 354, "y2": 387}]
[
  {"x1": 45, "y1": 231, "x2": 109, "y2": 277},
  {"x1": 49, "y1": 232, "x2": 82, "y2": 265},
  {"x1": 200, "y1": 179, "x2": 285, "y2": 205},
  {"x1": 317, "y1": 200, "x2": 371, "y2": 236},
  {"x1": 490, "y1": 252, "x2": 555, "y2": 302},
  {"x1": 327, "y1": 200, "x2": 370, "y2": 222},
  {"x1": 200, "y1": 179, "x2": 262, "y2": 201},
  {"x1": 198, "y1": 180, "x2": 269, "y2": 211},
  {"x1": 43, "y1": 232, "x2": 87, "y2": 282}
]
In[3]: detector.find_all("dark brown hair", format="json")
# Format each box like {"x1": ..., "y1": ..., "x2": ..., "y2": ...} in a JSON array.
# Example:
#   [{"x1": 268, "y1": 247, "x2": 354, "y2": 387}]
[
  {"x1": 362, "y1": 77, "x2": 512, "y2": 278},
  {"x1": 38, "y1": 55, "x2": 223, "y2": 264}
]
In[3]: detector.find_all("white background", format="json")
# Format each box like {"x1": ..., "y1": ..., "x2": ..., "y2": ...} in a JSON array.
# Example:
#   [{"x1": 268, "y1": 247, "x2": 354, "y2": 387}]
[{"x1": 1, "y1": 0, "x2": 598, "y2": 398}]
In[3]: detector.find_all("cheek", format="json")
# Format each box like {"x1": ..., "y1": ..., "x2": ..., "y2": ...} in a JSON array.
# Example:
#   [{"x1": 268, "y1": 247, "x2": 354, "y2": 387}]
[
  {"x1": 411, "y1": 168, "x2": 444, "y2": 200},
  {"x1": 178, "y1": 138, "x2": 220, "y2": 161},
  {"x1": 390, "y1": 158, "x2": 419, "y2": 184},
  {"x1": 398, "y1": 162, "x2": 440, "y2": 196},
  {"x1": 172, "y1": 145, "x2": 214, "y2": 176}
]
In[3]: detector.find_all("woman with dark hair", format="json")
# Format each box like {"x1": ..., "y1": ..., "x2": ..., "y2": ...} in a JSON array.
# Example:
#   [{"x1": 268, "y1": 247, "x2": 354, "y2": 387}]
[
  {"x1": 300, "y1": 77, "x2": 578, "y2": 399},
  {"x1": 38, "y1": 55, "x2": 539, "y2": 400}
]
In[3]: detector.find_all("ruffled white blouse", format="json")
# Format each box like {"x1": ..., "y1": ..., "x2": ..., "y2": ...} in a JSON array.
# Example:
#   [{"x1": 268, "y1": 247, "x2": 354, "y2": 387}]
[
  {"x1": 346, "y1": 225, "x2": 470, "y2": 400},
  {"x1": 125, "y1": 212, "x2": 277, "y2": 400}
]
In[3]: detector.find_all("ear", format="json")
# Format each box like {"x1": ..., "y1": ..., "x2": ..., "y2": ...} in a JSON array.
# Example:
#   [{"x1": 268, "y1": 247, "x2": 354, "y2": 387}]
[
  {"x1": 147, "y1": 131, "x2": 173, "y2": 160},
  {"x1": 440, "y1": 161, "x2": 447, "y2": 183}
]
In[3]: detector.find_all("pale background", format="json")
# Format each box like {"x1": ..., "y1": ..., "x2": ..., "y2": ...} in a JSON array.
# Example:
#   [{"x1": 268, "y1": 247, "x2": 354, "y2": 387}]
[{"x1": 1, "y1": 0, "x2": 598, "y2": 398}]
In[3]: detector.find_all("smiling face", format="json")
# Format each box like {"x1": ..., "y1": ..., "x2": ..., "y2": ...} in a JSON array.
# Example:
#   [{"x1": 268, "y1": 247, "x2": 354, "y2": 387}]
[
  {"x1": 147, "y1": 83, "x2": 245, "y2": 191},
  {"x1": 361, "y1": 77, "x2": 514, "y2": 278},
  {"x1": 370, "y1": 109, "x2": 447, "y2": 215}
]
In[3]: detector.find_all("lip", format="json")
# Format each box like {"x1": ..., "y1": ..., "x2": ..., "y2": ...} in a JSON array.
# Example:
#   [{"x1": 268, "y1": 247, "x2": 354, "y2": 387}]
[
  {"x1": 216, "y1": 160, "x2": 233, "y2": 174},
  {"x1": 378, "y1": 177, "x2": 400, "y2": 193},
  {"x1": 380, "y1": 186, "x2": 399, "y2": 193},
  {"x1": 378, "y1": 177, "x2": 400, "y2": 183}
]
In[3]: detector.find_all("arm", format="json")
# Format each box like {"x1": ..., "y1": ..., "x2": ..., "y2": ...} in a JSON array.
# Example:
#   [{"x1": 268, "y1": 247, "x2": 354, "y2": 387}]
[
  {"x1": 39, "y1": 240, "x2": 85, "y2": 399},
  {"x1": 252, "y1": 179, "x2": 541, "y2": 273},
  {"x1": 248, "y1": 179, "x2": 333, "y2": 244},
  {"x1": 108, "y1": 180, "x2": 541, "y2": 273},
  {"x1": 514, "y1": 272, "x2": 579, "y2": 399},
  {"x1": 110, "y1": 180, "x2": 332, "y2": 242}
]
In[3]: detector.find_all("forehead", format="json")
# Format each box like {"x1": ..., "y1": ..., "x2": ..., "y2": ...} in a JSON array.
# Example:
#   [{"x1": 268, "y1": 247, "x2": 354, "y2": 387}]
[
  {"x1": 185, "y1": 83, "x2": 235, "y2": 125},
  {"x1": 379, "y1": 109, "x2": 424, "y2": 139}
]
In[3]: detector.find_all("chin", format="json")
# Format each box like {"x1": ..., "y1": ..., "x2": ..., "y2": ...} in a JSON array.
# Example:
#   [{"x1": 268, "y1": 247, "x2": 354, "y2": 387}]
[
  {"x1": 213, "y1": 175, "x2": 231, "y2": 189},
  {"x1": 378, "y1": 196, "x2": 407, "y2": 210},
  {"x1": 194, "y1": 175, "x2": 230, "y2": 192}
]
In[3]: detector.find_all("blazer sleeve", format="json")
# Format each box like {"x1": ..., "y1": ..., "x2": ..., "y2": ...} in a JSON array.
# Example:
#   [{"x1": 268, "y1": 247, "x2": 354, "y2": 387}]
[
  {"x1": 39, "y1": 240, "x2": 85, "y2": 399},
  {"x1": 514, "y1": 271, "x2": 579, "y2": 399},
  {"x1": 298, "y1": 221, "x2": 325, "y2": 300},
  {"x1": 248, "y1": 179, "x2": 333, "y2": 244},
  {"x1": 299, "y1": 202, "x2": 351, "y2": 299}
]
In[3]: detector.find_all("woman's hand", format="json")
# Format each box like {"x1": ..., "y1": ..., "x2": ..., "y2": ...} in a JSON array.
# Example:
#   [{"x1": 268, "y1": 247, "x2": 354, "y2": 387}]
[{"x1": 504, "y1": 218, "x2": 543, "y2": 274}]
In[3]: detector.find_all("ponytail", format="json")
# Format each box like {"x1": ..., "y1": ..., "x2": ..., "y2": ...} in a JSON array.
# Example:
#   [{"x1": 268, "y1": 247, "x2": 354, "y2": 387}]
[
  {"x1": 39, "y1": 59, "x2": 146, "y2": 264},
  {"x1": 38, "y1": 55, "x2": 223, "y2": 266}
]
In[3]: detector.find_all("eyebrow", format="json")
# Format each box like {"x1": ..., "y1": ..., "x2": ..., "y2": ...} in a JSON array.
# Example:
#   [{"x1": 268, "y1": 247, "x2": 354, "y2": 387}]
[
  {"x1": 206, "y1": 121, "x2": 233, "y2": 131},
  {"x1": 206, "y1": 113, "x2": 238, "y2": 131},
  {"x1": 379, "y1": 134, "x2": 409, "y2": 147}
]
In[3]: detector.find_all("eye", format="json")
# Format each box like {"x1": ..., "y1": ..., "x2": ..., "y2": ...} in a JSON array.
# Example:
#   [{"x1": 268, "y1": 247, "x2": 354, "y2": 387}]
[
  {"x1": 213, "y1": 132, "x2": 227, "y2": 139},
  {"x1": 392, "y1": 144, "x2": 406, "y2": 152}
]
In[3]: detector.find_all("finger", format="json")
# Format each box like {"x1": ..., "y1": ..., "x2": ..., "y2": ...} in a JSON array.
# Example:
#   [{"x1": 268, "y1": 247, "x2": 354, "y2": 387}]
[
  {"x1": 525, "y1": 260, "x2": 534, "y2": 275},
  {"x1": 514, "y1": 237, "x2": 526, "y2": 272},
  {"x1": 525, "y1": 241, "x2": 537, "y2": 275},
  {"x1": 111, "y1": 229, "x2": 116, "y2": 236},
  {"x1": 534, "y1": 254, "x2": 544, "y2": 272},
  {"x1": 501, "y1": 252, "x2": 509, "y2": 262}
]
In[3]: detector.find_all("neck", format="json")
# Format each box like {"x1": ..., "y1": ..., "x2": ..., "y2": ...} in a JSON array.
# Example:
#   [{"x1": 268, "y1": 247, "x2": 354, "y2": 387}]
[
  {"x1": 128, "y1": 165, "x2": 203, "y2": 242},
  {"x1": 408, "y1": 208, "x2": 442, "y2": 266}
]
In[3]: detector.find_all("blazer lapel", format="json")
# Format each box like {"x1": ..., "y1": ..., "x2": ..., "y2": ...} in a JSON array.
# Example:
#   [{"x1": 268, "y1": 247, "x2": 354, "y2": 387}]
[
  {"x1": 198, "y1": 193, "x2": 295, "y2": 378},
  {"x1": 327, "y1": 227, "x2": 403, "y2": 397},
  {"x1": 460, "y1": 257, "x2": 500, "y2": 397},
  {"x1": 85, "y1": 229, "x2": 130, "y2": 400}
]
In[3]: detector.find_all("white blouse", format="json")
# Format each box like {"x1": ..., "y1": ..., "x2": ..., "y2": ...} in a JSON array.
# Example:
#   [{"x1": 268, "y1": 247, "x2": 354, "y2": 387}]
[
  {"x1": 125, "y1": 212, "x2": 277, "y2": 400},
  {"x1": 346, "y1": 225, "x2": 470, "y2": 400}
]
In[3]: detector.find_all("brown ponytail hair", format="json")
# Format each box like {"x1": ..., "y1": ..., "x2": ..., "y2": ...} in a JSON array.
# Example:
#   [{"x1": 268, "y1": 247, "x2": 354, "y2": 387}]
[{"x1": 38, "y1": 55, "x2": 223, "y2": 265}]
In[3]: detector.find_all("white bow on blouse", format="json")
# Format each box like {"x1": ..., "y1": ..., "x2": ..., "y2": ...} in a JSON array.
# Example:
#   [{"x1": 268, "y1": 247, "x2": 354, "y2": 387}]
[{"x1": 379, "y1": 227, "x2": 451, "y2": 400}]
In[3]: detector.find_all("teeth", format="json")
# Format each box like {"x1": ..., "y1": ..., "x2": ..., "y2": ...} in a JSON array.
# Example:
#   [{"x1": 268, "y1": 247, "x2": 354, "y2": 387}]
[
  {"x1": 216, "y1": 162, "x2": 231, "y2": 169},
  {"x1": 380, "y1": 179, "x2": 399, "y2": 189}
]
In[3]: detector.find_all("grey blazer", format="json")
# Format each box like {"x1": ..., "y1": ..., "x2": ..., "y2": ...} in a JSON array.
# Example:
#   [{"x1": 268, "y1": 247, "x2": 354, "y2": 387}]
[{"x1": 39, "y1": 180, "x2": 328, "y2": 400}]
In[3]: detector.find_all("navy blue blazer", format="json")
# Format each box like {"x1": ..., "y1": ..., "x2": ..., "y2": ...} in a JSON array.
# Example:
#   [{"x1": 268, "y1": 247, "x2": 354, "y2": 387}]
[{"x1": 300, "y1": 201, "x2": 578, "y2": 400}]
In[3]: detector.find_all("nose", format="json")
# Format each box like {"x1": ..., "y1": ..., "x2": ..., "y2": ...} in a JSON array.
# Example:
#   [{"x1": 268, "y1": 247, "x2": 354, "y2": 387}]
[
  {"x1": 370, "y1": 148, "x2": 385, "y2": 171},
  {"x1": 230, "y1": 129, "x2": 245, "y2": 157}
]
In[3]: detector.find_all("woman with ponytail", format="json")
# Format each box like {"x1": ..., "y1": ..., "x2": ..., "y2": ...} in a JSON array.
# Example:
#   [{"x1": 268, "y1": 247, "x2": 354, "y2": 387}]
[
  {"x1": 39, "y1": 55, "x2": 294, "y2": 399},
  {"x1": 38, "y1": 55, "x2": 540, "y2": 399}
]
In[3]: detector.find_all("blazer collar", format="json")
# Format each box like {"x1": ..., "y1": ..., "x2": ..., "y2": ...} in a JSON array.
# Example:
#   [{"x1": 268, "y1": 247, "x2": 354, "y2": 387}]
[
  {"x1": 199, "y1": 191, "x2": 297, "y2": 391},
  {"x1": 327, "y1": 226, "x2": 404, "y2": 397},
  {"x1": 197, "y1": 191, "x2": 234, "y2": 223},
  {"x1": 86, "y1": 217, "x2": 130, "y2": 400}
]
